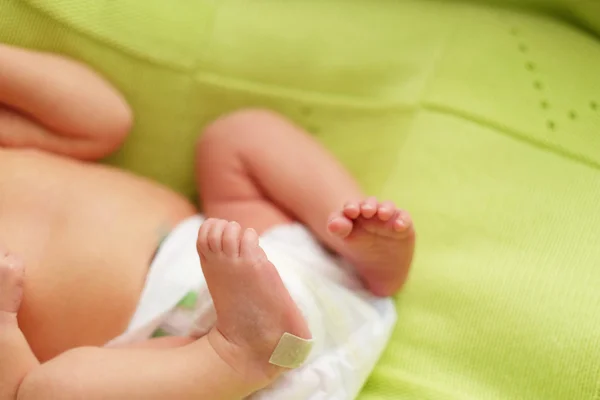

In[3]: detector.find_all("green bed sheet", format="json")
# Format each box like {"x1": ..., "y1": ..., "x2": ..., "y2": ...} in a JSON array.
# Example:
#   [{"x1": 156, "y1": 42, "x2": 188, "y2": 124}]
[{"x1": 2, "y1": 0, "x2": 600, "y2": 398}]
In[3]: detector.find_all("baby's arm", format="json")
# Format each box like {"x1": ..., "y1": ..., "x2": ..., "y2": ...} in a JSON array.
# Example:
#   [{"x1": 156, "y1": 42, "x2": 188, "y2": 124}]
[{"x1": 0, "y1": 44, "x2": 132, "y2": 160}]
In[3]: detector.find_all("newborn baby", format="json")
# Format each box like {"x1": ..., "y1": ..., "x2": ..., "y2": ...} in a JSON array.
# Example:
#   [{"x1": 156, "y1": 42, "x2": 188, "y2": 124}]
[{"x1": 0, "y1": 45, "x2": 415, "y2": 399}]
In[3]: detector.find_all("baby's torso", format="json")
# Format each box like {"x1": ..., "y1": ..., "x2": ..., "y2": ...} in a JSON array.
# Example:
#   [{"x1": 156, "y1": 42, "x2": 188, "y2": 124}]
[{"x1": 0, "y1": 149, "x2": 195, "y2": 361}]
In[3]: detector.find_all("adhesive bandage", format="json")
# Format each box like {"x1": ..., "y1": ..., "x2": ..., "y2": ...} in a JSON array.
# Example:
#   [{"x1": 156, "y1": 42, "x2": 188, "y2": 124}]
[{"x1": 269, "y1": 332, "x2": 314, "y2": 369}]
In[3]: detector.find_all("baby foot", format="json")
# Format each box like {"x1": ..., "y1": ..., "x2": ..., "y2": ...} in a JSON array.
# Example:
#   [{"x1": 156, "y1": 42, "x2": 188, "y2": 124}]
[
  {"x1": 197, "y1": 219, "x2": 311, "y2": 390},
  {"x1": 327, "y1": 197, "x2": 415, "y2": 297},
  {"x1": 0, "y1": 248, "x2": 25, "y2": 324}
]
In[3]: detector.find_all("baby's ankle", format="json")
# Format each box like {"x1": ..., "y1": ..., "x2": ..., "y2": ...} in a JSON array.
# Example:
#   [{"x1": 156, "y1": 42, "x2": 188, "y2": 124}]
[{"x1": 207, "y1": 327, "x2": 295, "y2": 388}]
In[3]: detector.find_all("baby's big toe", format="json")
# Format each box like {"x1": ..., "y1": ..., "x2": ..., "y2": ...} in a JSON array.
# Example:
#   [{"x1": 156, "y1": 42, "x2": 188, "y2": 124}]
[{"x1": 239, "y1": 228, "x2": 266, "y2": 262}]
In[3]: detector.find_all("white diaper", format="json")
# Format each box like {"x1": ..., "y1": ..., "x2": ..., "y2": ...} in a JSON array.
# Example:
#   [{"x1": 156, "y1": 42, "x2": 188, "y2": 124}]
[{"x1": 107, "y1": 216, "x2": 397, "y2": 400}]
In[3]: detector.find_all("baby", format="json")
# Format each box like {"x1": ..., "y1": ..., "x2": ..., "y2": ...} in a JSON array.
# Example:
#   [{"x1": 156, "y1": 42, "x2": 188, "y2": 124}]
[{"x1": 0, "y1": 45, "x2": 415, "y2": 399}]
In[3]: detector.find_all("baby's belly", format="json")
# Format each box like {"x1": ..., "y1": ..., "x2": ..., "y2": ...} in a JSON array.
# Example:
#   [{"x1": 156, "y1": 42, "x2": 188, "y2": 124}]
[{"x1": 0, "y1": 149, "x2": 196, "y2": 361}]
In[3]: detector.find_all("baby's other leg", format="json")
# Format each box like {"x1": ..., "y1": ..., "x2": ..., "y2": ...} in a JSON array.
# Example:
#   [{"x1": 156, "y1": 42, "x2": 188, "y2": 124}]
[
  {"x1": 0, "y1": 250, "x2": 38, "y2": 400},
  {"x1": 196, "y1": 110, "x2": 414, "y2": 296},
  {"x1": 17, "y1": 336, "x2": 256, "y2": 399},
  {"x1": 196, "y1": 109, "x2": 363, "y2": 244}
]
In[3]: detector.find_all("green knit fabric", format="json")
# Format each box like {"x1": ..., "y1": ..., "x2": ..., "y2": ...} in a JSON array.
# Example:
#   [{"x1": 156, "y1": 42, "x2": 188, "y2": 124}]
[{"x1": 2, "y1": 1, "x2": 600, "y2": 398}]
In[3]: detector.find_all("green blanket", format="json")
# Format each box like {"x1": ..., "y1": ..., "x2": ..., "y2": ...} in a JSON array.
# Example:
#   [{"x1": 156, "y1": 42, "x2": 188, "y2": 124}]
[{"x1": 3, "y1": 0, "x2": 600, "y2": 398}]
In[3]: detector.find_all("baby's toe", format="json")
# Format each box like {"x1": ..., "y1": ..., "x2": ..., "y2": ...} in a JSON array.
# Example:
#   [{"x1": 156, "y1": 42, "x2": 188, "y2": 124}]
[
  {"x1": 240, "y1": 228, "x2": 261, "y2": 260},
  {"x1": 207, "y1": 219, "x2": 229, "y2": 253},
  {"x1": 360, "y1": 197, "x2": 378, "y2": 218},
  {"x1": 327, "y1": 213, "x2": 354, "y2": 238},
  {"x1": 376, "y1": 201, "x2": 397, "y2": 221},
  {"x1": 197, "y1": 219, "x2": 215, "y2": 256},
  {"x1": 222, "y1": 221, "x2": 242, "y2": 257},
  {"x1": 343, "y1": 201, "x2": 361, "y2": 219},
  {"x1": 392, "y1": 211, "x2": 414, "y2": 235}
]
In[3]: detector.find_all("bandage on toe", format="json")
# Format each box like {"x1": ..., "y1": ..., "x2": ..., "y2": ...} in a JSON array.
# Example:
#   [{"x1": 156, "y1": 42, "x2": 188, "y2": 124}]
[{"x1": 269, "y1": 332, "x2": 314, "y2": 369}]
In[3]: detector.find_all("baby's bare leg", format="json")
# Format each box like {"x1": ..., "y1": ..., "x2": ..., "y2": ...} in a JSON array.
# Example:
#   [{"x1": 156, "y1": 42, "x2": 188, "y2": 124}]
[
  {"x1": 1, "y1": 234, "x2": 307, "y2": 400},
  {"x1": 0, "y1": 44, "x2": 131, "y2": 160},
  {"x1": 196, "y1": 109, "x2": 363, "y2": 246},
  {"x1": 17, "y1": 340, "x2": 258, "y2": 400},
  {"x1": 15, "y1": 340, "x2": 255, "y2": 399},
  {"x1": 196, "y1": 110, "x2": 415, "y2": 296}
]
